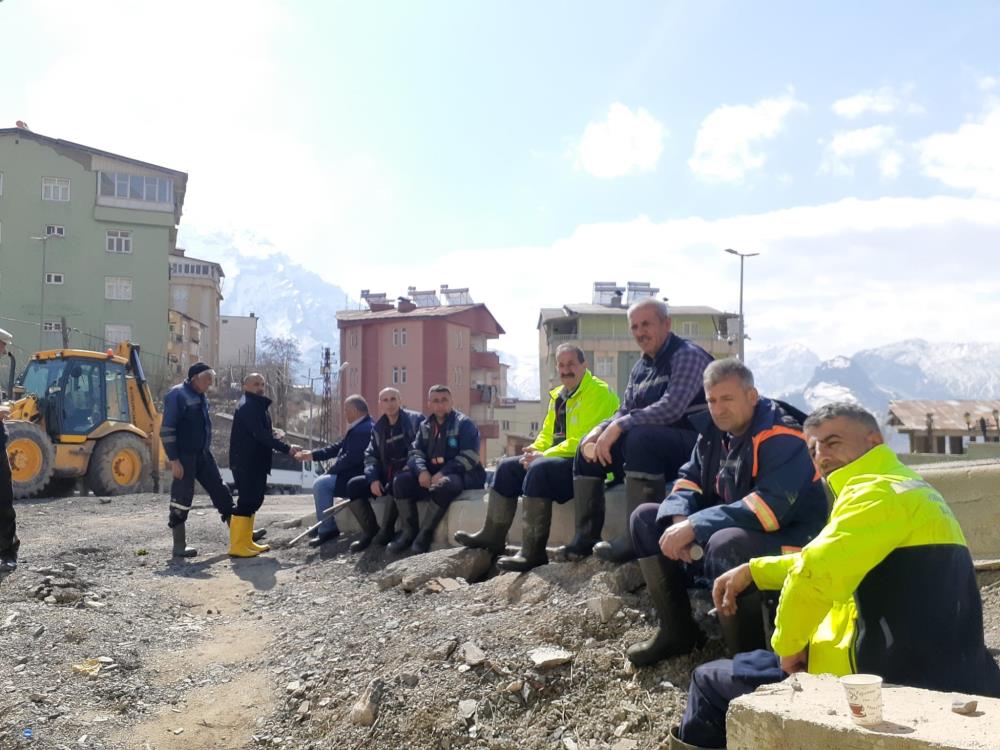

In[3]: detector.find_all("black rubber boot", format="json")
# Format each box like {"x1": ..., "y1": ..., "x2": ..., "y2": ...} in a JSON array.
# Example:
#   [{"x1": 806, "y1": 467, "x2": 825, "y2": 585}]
[
  {"x1": 454, "y1": 488, "x2": 517, "y2": 554},
  {"x1": 171, "y1": 524, "x2": 197, "y2": 558},
  {"x1": 555, "y1": 476, "x2": 605, "y2": 560},
  {"x1": 252, "y1": 527, "x2": 267, "y2": 542},
  {"x1": 594, "y1": 473, "x2": 665, "y2": 564},
  {"x1": 411, "y1": 501, "x2": 449, "y2": 554},
  {"x1": 667, "y1": 725, "x2": 713, "y2": 750},
  {"x1": 387, "y1": 498, "x2": 419, "y2": 552},
  {"x1": 496, "y1": 497, "x2": 552, "y2": 572},
  {"x1": 347, "y1": 498, "x2": 380, "y2": 553},
  {"x1": 626, "y1": 555, "x2": 705, "y2": 667},
  {"x1": 372, "y1": 498, "x2": 399, "y2": 546},
  {"x1": 719, "y1": 589, "x2": 767, "y2": 656}
]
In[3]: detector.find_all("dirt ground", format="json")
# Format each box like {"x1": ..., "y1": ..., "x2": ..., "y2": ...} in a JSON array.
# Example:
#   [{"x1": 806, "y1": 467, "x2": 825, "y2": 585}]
[{"x1": 2, "y1": 491, "x2": 999, "y2": 750}]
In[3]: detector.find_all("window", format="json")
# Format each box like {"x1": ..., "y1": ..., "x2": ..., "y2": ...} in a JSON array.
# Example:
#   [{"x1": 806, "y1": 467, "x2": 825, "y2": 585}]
[
  {"x1": 105, "y1": 276, "x2": 133, "y2": 301},
  {"x1": 530, "y1": 421, "x2": 540, "y2": 432},
  {"x1": 98, "y1": 171, "x2": 172, "y2": 204},
  {"x1": 45, "y1": 225, "x2": 65, "y2": 237},
  {"x1": 400, "y1": 366, "x2": 407, "y2": 384},
  {"x1": 456, "y1": 331, "x2": 464, "y2": 349},
  {"x1": 42, "y1": 177, "x2": 70, "y2": 201},
  {"x1": 501, "y1": 420, "x2": 511, "y2": 431},
  {"x1": 104, "y1": 324, "x2": 132, "y2": 345},
  {"x1": 105, "y1": 362, "x2": 130, "y2": 422},
  {"x1": 453, "y1": 366, "x2": 463, "y2": 385},
  {"x1": 42, "y1": 321, "x2": 63, "y2": 332},
  {"x1": 681, "y1": 321, "x2": 700, "y2": 336},
  {"x1": 106, "y1": 230, "x2": 132, "y2": 254},
  {"x1": 392, "y1": 367, "x2": 400, "y2": 384},
  {"x1": 45, "y1": 272, "x2": 64, "y2": 285},
  {"x1": 350, "y1": 331, "x2": 359, "y2": 348},
  {"x1": 595, "y1": 353, "x2": 614, "y2": 378},
  {"x1": 392, "y1": 327, "x2": 407, "y2": 347}
]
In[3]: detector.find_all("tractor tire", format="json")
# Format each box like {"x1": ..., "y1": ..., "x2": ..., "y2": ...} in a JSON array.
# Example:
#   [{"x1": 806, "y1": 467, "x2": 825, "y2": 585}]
[
  {"x1": 5, "y1": 421, "x2": 56, "y2": 499},
  {"x1": 87, "y1": 432, "x2": 149, "y2": 496}
]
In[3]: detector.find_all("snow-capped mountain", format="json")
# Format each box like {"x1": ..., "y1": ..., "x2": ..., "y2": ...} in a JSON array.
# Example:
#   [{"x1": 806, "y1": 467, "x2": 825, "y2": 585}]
[
  {"x1": 747, "y1": 343, "x2": 821, "y2": 396},
  {"x1": 179, "y1": 230, "x2": 354, "y2": 377}
]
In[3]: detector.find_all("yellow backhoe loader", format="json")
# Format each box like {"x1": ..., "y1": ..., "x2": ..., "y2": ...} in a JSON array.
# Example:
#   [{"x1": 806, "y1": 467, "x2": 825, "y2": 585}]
[{"x1": 2, "y1": 342, "x2": 164, "y2": 498}]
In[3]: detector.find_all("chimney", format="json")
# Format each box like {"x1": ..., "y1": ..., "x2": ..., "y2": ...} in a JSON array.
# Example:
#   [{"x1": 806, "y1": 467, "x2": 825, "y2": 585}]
[{"x1": 397, "y1": 297, "x2": 417, "y2": 313}]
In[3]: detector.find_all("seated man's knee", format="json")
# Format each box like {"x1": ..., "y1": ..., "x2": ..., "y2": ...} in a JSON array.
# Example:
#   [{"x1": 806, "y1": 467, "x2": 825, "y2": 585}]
[
  {"x1": 492, "y1": 456, "x2": 525, "y2": 497},
  {"x1": 704, "y1": 527, "x2": 757, "y2": 579},
  {"x1": 630, "y1": 502, "x2": 664, "y2": 557}
]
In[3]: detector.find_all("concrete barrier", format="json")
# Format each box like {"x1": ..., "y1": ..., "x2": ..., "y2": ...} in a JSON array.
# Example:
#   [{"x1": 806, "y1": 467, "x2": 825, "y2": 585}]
[
  {"x1": 918, "y1": 459, "x2": 1000, "y2": 560},
  {"x1": 728, "y1": 672, "x2": 1000, "y2": 750}
]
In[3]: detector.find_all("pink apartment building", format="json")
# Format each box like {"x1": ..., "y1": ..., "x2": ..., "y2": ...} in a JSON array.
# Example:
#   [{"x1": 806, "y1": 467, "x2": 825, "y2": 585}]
[{"x1": 336, "y1": 286, "x2": 505, "y2": 461}]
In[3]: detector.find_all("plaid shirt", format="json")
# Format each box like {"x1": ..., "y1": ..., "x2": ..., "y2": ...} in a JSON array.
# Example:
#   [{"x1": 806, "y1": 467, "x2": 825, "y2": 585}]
[{"x1": 612, "y1": 334, "x2": 712, "y2": 431}]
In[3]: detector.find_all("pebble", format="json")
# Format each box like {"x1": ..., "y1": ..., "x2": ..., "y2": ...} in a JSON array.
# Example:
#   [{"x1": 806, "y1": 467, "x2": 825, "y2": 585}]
[
  {"x1": 458, "y1": 699, "x2": 477, "y2": 720},
  {"x1": 952, "y1": 698, "x2": 978, "y2": 715},
  {"x1": 528, "y1": 646, "x2": 574, "y2": 669},
  {"x1": 32, "y1": 625, "x2": 45, "y2": 638},
  {"x1": 458, "y1": 641, "x2": 486, "y2": 666}
]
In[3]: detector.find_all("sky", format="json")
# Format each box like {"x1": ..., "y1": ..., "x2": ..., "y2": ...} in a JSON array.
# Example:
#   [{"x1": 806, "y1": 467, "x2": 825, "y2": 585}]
[{"x1": 3, "y1": 0, "x2": 1000, "y2": 375}]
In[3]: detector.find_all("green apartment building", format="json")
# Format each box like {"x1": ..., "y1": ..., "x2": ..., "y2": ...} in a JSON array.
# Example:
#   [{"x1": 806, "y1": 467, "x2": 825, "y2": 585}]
[
  {"x1": 0, "y1": 128, "x2": 187, "y2": 390},
  {"x1": 538, "y1": 281, "x2": 741, "y2": 398}
]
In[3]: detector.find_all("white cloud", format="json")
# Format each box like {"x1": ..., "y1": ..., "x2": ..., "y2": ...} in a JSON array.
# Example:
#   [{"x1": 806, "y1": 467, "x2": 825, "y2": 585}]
[
  {"x1": 820, "y1": 125, "x2": 902, "y2": 178},
  {"x1": 831, "y1": 85, "x2": 922, "y2": 119},
  {"x1": 917, "y1": 105, "x2": 1000, "y2": 197},
  {"x1": 572, "y1": 103, "x2": 666, "y2": 178},
  {"x1": 978, "y1": 75, "x2": 999, "y2": 92},
  {"x1": 688, "y1": 91, "x2": 805, "y2": 183}
]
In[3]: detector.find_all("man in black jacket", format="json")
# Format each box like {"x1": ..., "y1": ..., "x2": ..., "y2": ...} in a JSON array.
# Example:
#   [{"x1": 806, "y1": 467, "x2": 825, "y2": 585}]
[
  {"x1": 344, "y1": 387, "x2": 424, "y2": 552},
  {"x1": 297, "y1": 395, "x2": 374, "y2": 547},
  {"x1": 228, "y1": 373, "x2": 301, "y2": 557},
  {"x1": 0, "y1": 327, "x2": 19, "y2": 573}
]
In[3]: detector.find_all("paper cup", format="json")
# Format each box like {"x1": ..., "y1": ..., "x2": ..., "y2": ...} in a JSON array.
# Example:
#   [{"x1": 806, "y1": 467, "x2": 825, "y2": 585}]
[{"x1": 840, "y1": 674, "x2": 883, "y2": 726}]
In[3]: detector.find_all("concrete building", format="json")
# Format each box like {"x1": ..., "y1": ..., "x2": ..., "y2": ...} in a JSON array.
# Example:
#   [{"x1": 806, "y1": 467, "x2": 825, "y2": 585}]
[
  {"x1": 538, "y1": 281, "x2": 740, "y2": 398},
  {"x1": 0, "y1": 126, "x2": 186, "y2": 388},
  {"x1": 492, "y1": 398, "x2": 545, "y2": 463},
  {"x1": 166, "y1": 308, "x2": 204, "y2": 378},
  {"x1": 336, "y1": 285, "x2": 504, "y2": 460},
  {"x1": 168, "y1": 247, "x2": 223, "y2": 368},
  {"x1": 219, "y1": 312, "x2": 258, "y2": 370},
  {"x1": 888, "y1": 399, "x2": 1000, "y2": 455}
]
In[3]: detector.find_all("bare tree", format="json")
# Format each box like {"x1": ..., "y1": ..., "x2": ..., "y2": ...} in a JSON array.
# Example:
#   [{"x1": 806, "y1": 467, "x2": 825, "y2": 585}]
[{"x1": 257, "y1": 335, "x2": 302, "y2": 428}]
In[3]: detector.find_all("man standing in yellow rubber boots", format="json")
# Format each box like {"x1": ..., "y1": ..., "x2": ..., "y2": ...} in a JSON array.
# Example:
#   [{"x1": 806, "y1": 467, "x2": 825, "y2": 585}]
[{"x1": 228, "y1": 373, "x2": 300, "y2": 557}]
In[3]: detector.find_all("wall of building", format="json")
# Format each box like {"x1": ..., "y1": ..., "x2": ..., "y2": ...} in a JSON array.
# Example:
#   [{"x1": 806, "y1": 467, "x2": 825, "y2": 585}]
[
  {"x1": 218, "y1": 314, "x2": 258, "y2": 369},
  {"x1": 0, "y1": 135, "x2": 172, "y2": 386}
]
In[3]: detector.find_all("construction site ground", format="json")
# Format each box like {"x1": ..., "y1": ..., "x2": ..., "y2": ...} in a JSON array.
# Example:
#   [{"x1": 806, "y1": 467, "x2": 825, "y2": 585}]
[{"x1": 3, "y1": 491, "x2": 1000, "y2": 750}]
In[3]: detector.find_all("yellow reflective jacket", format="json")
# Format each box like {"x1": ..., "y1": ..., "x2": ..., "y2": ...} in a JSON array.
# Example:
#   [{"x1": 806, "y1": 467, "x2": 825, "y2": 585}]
[
  {"x1": 749, "y1": 444, "x2": 1000, "y2": 695},
  {"x1": 531, "y1": 370, "x2": 619, "y2": 459}
]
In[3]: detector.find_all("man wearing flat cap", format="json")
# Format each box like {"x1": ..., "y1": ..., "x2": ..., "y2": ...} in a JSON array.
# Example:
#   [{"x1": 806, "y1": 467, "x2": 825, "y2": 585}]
[{"x1": 160, "y1": 362, "x2": 244, "y2": 557}]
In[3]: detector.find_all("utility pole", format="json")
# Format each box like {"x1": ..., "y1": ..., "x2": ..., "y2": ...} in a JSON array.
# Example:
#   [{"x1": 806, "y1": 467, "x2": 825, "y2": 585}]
[
  {"x1": 31, "y1": 232, "x2": 63, "y2": 349},
  {"x1": 319, "y1": 347, "x2": 333, "y2": 442},
  {"x1": 724, "y1": 248, "x2": 760, "y2": 361}
]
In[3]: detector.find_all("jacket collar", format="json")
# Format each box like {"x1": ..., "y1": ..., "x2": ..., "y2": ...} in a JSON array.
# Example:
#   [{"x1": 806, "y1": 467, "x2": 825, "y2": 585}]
[
  {"x1": 641, "y1": 332, "x2": 674, "y2": 365},
  {"x1": 826, "y1": 443, "x2": 903, "y2": 497},
  {"x1": 242, "y1": 391, "x2": 272, "y2": 408},
  {"x1": 182, "y1": 381, "x2": 205, "y2": 400}
]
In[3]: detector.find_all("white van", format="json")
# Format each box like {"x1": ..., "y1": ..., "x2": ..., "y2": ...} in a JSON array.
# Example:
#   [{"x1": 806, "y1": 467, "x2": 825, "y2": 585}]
[{"x1": 221, "y1": 450, "x2": 323, "y2": 495}]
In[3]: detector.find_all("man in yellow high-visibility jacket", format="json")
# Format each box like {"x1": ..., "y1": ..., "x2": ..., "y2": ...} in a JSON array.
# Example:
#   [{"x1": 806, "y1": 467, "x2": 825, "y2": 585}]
[
  {"x1": 669, "y1": 401, "x2": 1000, "y2": 750},
  {"x1": 455, "y1": 344, "x2": 619, "y2": 571}
]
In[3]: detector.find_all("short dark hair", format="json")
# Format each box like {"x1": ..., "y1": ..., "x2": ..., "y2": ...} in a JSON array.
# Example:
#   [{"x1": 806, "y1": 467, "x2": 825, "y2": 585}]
[
  {"x1": 704, "y1": 358, "x2": 754, "y2": 389},
  {"x1": 555, "y1": 343, "x2": 586, "y2": 364},
  {"x1": 804, "y1": 402, "x2": 881, "y2": 435},
  {"x1": 428, "y1": 384, "x2": 451, "y2": 396},
  {"x1": 344, "y1": 394, "x2": 369, "y2": 414}
]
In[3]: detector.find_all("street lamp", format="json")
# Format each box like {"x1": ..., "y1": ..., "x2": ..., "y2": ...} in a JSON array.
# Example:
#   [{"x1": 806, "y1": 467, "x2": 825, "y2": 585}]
[
  {"x1": 724, "y1": 248, "x2": 760, "y2": 361},
  {"x1": 31, "y1": 232, "x2": 64, "y2": 349}
]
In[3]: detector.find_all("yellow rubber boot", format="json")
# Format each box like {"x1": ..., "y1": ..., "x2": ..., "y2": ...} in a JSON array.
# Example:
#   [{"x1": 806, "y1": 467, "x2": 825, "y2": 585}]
[
  {"x1": 229, "y1": 515, "x2": 261, "y2": 558},
  {"x1": 249, "y1": 514, "x2": 270, "y2": 552}
]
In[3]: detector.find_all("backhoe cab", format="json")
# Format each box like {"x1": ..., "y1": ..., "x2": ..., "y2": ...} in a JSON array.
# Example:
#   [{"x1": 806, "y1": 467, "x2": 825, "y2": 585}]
[{"x1": 2, "y1": 342, "x2": 163, "y2": 499}]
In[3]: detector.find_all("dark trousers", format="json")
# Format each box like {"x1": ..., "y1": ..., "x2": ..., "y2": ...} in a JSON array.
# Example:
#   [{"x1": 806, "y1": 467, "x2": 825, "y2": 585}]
[
  {"x1": 346, "y1": 474, "x2": 376, "y2": 501},
  {"x1": 574, "y1": 424, "x2": 697, "y2": 481},
  {"x1": 0, "y1": 449, "x2": 19, "y2": 560},
  {"x1": 168, "y1": 450, "x2": 235, "y2": 528},
  {"x1": 631, "y1": 505, "x2": 786, "y2": 581},
  {"x1": 393, "y1": 469, "x2": 466, "y2": 508},
  {"x1": 492, "y1": 455, "x2": 574, "y2": 503},
  {"x1": 232, "y1": 467, "x2": 267, "y2": 517},
  {"x1": 680, "y1": 652, "x2": 785, "y2": 748}
]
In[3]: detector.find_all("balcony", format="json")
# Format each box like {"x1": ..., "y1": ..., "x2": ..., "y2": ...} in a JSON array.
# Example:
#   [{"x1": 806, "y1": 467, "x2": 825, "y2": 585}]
[
  {"x1": 478, "y1": 420, "x2": 499, "y2": 439},
  {"x1": 470, "y1": 350, "x2": 500, "y2": 370}
]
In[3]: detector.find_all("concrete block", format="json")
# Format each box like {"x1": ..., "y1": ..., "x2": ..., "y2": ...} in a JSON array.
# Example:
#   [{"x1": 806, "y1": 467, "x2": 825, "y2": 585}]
[
  {"x1": 919, "y1": 460, "x2": 1000, "y2": 559},
  {"x1": 728, "y1": 672, "x2": 1000, "y2": 750}
]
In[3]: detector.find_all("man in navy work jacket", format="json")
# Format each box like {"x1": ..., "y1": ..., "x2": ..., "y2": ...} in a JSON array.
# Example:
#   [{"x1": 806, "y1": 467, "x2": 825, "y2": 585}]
[
  {"x1": 389, "y1": 385, "x2": 486, "y2": 554},
  {"x1": 296, "y1": 395, "x2": 374, "y2": 547},
  {"x1": 626, "y1": 358, "x2": 827, "y2": 667},
  {"x1": 160, "y1": 362, "x2": 239, "y2": 558},
  {"x1": 564, "y1": 297, "x2": 713, "y2": 563},
  {"x1": 228, "y1": 373, "x2": 301, "y2": 557},
  {"x1": 344, "y1": 387, "x2": 424, "y2": 552},
  {"x1": 0, "y1": 327, "x2": 19, "y2": 573}
]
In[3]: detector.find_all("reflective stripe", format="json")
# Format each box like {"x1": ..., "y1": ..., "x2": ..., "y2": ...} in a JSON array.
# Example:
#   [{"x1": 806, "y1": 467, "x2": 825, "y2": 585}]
[
  {"x1": 169, "y1": 501, "x2": 192, "y2": 512},
  {"x1": 673, "y1": 478, "x2": 702, "y2": 494},
  {"x1": 743, "y1": 492, "x2": 780, "y2": 532},
  {"x1": 750, "y1": 426, "x2": 811, "y2": 478},
  {"x1": 892, "y1": 479, "x2": 932, "y2": 494}
]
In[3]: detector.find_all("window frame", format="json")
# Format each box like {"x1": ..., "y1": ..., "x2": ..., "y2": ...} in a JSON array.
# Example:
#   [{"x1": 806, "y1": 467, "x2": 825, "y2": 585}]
[
  {"x1": 41, "y1": 177, "x2": 71, "y2": 202},
  {"x1": 105, "y1": 276, "x2": 134, "y2": 301},
  {"x1": 106, "y1": 229, "x2": 133, "y2": 254},
  {"x1": 45, "y1": 272, "x2": 65, "y2": 285}
]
